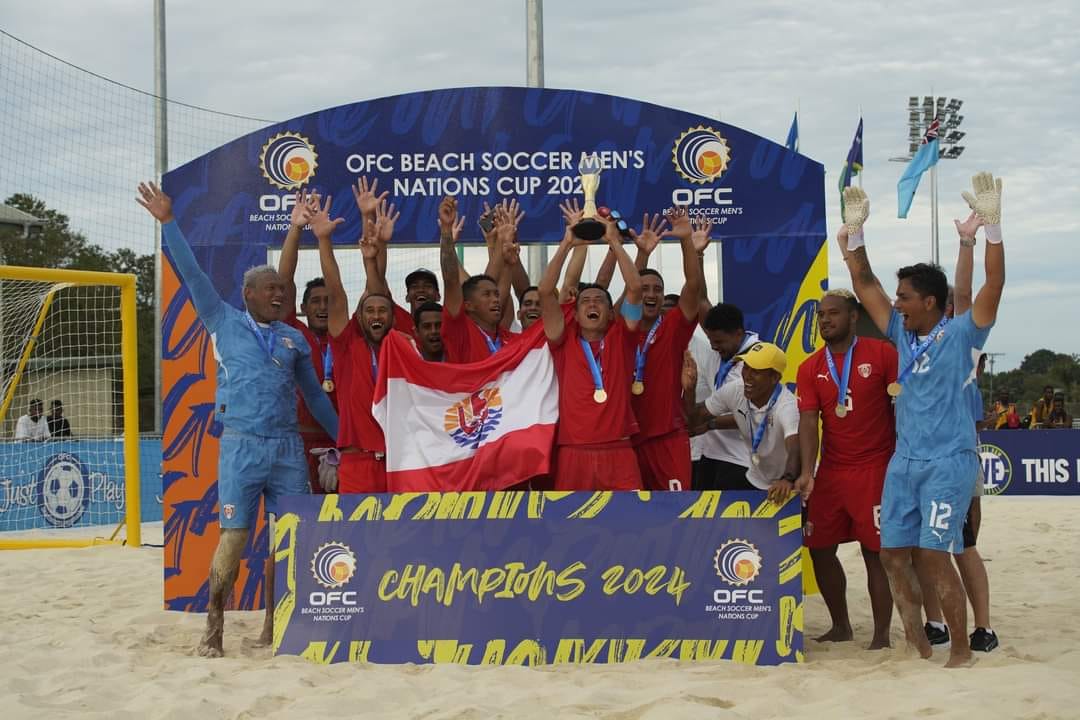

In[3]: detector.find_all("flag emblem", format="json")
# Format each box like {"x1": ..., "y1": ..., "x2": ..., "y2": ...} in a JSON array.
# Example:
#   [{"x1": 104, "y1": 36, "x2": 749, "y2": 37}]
[
  {"x1": 858, "y1": 363, "x2": 872, "y2": 378},
  {"x1": 444, "y1": 387, "x2": 503, "y2": 450}
]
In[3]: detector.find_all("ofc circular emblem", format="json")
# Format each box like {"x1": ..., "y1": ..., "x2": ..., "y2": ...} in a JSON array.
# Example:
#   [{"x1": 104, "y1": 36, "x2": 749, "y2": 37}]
[
  {"x1": 713, "y1": 539, "x2": 762, "y2": 587},
  {"x1": 311, "y1": 542, "x2": 357, "y2": 589},
  {"x1": 37, "y1": 453, "x2": 90, "y2": 528},
  {"x1": 672, "y1": 126, "x2": 731, "y2": 184},
  {"x1": 444, "y1": 387, "x2": 503, "y2": 450},
  {"x1": 260, "y1": 131, "x2": 318, "y2": 190},
  {"x1": 978, "y1": 442, "x2": 1012, "y2": 496}
]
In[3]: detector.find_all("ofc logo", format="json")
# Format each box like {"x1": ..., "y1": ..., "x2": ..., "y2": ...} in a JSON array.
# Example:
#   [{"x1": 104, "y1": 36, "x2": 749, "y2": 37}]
[
  {"x1": 672, "y1": 126, "x2": 730, "y2": 184},
  {"x1": 260, "y1": 131, "x2": 318, "y2": 190},
  {"x1": 444, "y1": 387, "x2": 503, "y2": 450},
  {"x1": 978, "y1": 443, "x2": 1012, "y2": 496},
  {"x1": 37, "y1": 453, "x2": 91, "y2": 528},
  {"x1": 310, "y1": 542, "x2": 358, "y2": 607},
  {"x1": 713, "y1": 539, "x2": 762, "y2": 587}
]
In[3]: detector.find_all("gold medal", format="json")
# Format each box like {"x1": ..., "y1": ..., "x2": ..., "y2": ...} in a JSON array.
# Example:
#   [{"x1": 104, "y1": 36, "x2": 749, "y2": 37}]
[
  {"x1": 887, "y1": 382, "x2": 902, "y2": 397},
  {"x1": 322, "y1": 379, "x2": 335, "y2": 393},
  {"x1": 835, "y1": 405, "x2": 848, "y2": 418},
  {"x1": 593, "y1": 388, "x2": 608, "y2": 404},
  {"x1": 631, "y1": 381, "x2": 645, "y2": 395},
  {"x1": 751, "y1": 452, "x2": 761, "y2": 467}
]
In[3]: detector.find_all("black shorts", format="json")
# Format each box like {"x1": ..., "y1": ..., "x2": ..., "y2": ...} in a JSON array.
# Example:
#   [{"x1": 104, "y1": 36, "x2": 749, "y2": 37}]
[
  {"x1": 693, "y1": 457, "x2": 754, "y2": 491},
  {"x1": 962, "y1": 506, "x2": 976, "y2": 548}
]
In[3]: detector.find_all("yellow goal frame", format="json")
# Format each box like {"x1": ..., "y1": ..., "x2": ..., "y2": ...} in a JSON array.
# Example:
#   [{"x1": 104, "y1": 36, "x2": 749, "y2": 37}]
[{"x1": 0, "y1": 265, "x2": 141, "y2": 549}]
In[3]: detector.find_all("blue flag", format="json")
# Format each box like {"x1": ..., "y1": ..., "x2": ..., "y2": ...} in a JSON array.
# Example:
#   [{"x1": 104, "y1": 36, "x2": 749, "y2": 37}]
[
  {"x1": 897, "y1": 117, "x2": 941, "y2": 218},
  {"x1": 785, "y1": 112, "x2": 799, "y2": 153},
  {"x1": 839, "y1": 118, "x2": 863, "y2": 193}
]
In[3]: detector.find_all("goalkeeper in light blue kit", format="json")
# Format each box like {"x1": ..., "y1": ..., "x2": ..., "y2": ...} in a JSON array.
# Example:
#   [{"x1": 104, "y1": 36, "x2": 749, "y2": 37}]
[
  {"x1": 837, "y1": 173, "x2": 1005, "y2": 669},
  {"x1": 137, "y1": 182, "x2": 338, "y2": 658}
]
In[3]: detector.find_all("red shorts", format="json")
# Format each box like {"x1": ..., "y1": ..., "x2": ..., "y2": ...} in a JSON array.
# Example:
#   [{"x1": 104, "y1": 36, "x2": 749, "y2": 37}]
[
  {"x1": 805, "y1": 459, "x2": 888, "y2": 552},
  {"x1": 634, "y1": 429, "x2": 692, "y2": 491},
  {"x1": 552, "y1": 441, "x2": 643, "y2": 491},
  {"x1": 301, "y1": 431, "x2": 335, "y2": 495},
  {"x1": 338, "y1": 452, "x2": 388, "y2": 494}
]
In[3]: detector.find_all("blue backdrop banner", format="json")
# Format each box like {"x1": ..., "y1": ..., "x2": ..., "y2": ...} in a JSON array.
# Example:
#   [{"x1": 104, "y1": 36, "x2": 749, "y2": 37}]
[
  {"x1": 272, "y1": 491, "x2": 804, "y2": 666},
  {"x1": 979, "y1": 429, "x2": 1080, "y2": 496}
]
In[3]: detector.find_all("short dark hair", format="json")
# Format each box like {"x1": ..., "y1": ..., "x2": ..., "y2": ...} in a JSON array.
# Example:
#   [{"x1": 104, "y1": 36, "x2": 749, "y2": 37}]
[
  {"x1": 51, "y1": 399, "x2": 63, "y2": 409},
  {"x1": 360, "y1": 292, "x2": 394, "y2": 312},
  {"x1": 1045, "y1": 385, "x2": 1055, "y2": 392},
  {"x1": 301, "y1": 277, "x2": 326, "y2": 306},
  {"x1": 518, "y1": 285, "x2": 540, "y2": 303},
  {"x1": 412, "y1": 301, "x2": 443, "y2": 328},
  {"x1": 576, "y1": 283, "x2": 613, "y2": 307},
  {"x1": 29, "y1": 398, "x2": 42, "y2": 408},
  {"x1": 703, "y1": 303, "x2": 744, "y2": 333},
  {"x1": 896, "y1": 263, "x2": 948, "y2": 312},
  {"x1": 462, "y1": 274, "x2": 497, "y2": 301},
  {"x1": 663, "y1": 293, "x2": 680, "y2": 305},
  {"x1": 640, "y1": 268, "x2": 664, "y2": 285}
]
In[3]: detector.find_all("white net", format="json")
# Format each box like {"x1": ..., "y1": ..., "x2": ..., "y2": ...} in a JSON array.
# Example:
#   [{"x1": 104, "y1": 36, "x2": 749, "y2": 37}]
[{"x1": 0, "y1": 276, "x2": 130, "y2": 534}]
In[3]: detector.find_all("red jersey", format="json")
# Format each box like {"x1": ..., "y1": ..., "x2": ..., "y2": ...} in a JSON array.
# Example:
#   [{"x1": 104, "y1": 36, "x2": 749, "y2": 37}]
[
  {"x1": 551, "y1": 318, "x2": 640, "y2": 446},
  {"x1": 393, "y1": 304, "x2": 415, "y2": 337},
  {"x1": 630, "y1": 310, "x2": 696, "y2": 443},
  {"x1": 328, "y1": 321, "x2": 385, "y2": 452},
  {"x1": 441, "y1": 306, "x2": 520, "y2": 364},
  {"x1": 284, "y1": 313, "x2": 338, "y2": 429},
  {"x1": 796, "y1": 336, "x2": 898, "y2": 468}
]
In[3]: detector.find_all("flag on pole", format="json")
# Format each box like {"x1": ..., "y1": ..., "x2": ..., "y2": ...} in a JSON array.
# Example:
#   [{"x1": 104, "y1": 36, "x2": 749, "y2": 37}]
[
  {"x1": 372, "y1": 327, "x2": 558, "y2": 491},
  {"x1": 838, "y1": 117, "x2": 864, "y2": 193},
  {"x1": 897, "y1": 117, "x2": 941, "y2": 218},
  {"x1": 785, "y1": 112, "x2": 799, "y2": 153}
]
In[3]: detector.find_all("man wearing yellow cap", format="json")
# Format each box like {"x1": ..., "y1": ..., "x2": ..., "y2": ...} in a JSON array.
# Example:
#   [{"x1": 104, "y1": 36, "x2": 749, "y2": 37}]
[{"x1": 683, "y1": 341, "x2": 801, "y2": 503}]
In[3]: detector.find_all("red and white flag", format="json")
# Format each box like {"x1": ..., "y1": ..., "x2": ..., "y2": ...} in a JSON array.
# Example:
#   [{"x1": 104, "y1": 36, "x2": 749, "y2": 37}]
[{"x1": 372, "y1": 327, "x2": 557, "y2": 491}]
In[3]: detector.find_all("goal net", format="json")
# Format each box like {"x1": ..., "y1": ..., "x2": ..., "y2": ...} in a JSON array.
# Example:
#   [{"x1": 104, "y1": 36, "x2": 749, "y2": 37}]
[{"x1": 0, "y1": 266, "x2": 141, "y2": 548}]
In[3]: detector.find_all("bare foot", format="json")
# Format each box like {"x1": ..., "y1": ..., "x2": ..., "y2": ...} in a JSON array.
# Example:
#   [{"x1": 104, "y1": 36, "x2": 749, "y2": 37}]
[
  {"x1": 867, "y1": 635, "x2": 891, "y2": 650},
  {"x1": 903, "y1": 626, "x2": 933, "y2": 658},
  {"x1": 252, "y1": 626, "x2": 273, "y2": 649},
  {"x1": 944, "y1": 648, "x2": 974, "y2": 668},
  {"x1": 197, "y1": 609, "x2": 224, "y2": 658},
  {"x1": 815, "y1": 626, "x2": 854, "y2": 642}
]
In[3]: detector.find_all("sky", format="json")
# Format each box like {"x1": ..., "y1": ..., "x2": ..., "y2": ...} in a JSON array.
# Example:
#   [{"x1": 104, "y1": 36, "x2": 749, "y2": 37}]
[{"x1": 2, "y1": 0, "x2": 1078, "y2": 370}]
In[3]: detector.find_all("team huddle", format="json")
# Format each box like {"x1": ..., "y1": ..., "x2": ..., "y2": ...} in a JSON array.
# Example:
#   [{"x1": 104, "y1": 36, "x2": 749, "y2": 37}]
[{"x1": 136, "y1": 168, "x2": 1005, "y2": 667}]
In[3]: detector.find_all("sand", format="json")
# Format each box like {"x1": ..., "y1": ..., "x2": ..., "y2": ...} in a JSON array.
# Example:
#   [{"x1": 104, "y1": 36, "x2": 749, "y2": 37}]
[{"x1": 2, "y1": 497, "x2": 1078, "y2": 720}]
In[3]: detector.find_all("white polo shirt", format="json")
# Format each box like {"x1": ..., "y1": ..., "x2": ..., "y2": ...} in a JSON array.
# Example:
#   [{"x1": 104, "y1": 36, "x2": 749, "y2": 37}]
[
  {"x1": 704, "y1": 381, "x2": 798, "y2": 490},
  {"x1": 689, "y1": 331, "x2": 758, "y2": 466},
  {"x1": 15, "y1": 414, "x2": 50, "y2": 441}
]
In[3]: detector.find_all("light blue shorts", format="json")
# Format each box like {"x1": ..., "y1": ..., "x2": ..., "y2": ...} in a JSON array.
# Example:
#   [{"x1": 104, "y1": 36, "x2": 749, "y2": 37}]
[
  {"x1": 217, "y1": 431, "x2": 309, "y2": 529},
  {"x1": 881, "y1": 451, "x2": 978, "y2": 554}
]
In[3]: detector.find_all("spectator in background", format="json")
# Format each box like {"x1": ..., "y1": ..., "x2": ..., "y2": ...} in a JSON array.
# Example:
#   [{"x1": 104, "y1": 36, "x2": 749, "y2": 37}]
[
  {"x1": 1046, "y1": 391, "x2": 1072, "y2": 429},
  {"x1": 14, "y1": 398, "x2": 50, "y2": 441},
  {"x1": 1030, "y1": 385, "x2": 1055, "y2": 428},
  {"x1": 993, "y1": 391, "x2": 1020, "y2": 430},
  {"x1": 47, "y1": 400, "x2": 72, "y2": 438}
]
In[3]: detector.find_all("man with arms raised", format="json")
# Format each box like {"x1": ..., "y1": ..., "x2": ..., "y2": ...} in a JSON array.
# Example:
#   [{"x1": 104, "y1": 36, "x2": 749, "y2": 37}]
[
  {"x1": 538, "y1": 214, "x2": 645, "y2": 489},
  {"x1": 795, "y1": 289, "x2": 897, "y2": 649},
  {"x1": 838, "y1": 174, "x2": 1004, "y2": 667},
  {"x1": 136, "y1": 182, "x2": 337, "y2": 658}
]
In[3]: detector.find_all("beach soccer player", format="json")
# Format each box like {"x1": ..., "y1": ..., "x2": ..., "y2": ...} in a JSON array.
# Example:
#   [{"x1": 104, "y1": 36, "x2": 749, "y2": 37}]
[
  {"x1": 683, "y1": 341, "x2": 801, "y2": 504},
  {"x1": 137, "y1": 181, "x2": 338, "y2": 658},
  {"x1": 837, "y1": 174, "x2": 1004, "y2": 667},
  {"x1": 538, "y1": 211, "x2": 645, "y2": 490},
  {"x1": 795, "y1": 289, "x2": 897, "y2": 649}
]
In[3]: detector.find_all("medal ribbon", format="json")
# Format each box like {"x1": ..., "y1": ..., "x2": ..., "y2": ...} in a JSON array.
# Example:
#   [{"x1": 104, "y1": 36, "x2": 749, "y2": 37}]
[
  {"x1": 244, "y1": 312, "x2": 277, "y2": 363},
  {"x1": 579, "y1": 337, "x2": 605, "y2": 396},
  {"x1": 369, "y1": 343, "x2": 378, "y2": 381},
  {"x1": 750, "y1": 384, "x2": 783, "y2": 458},
  {"x1": 896, "y1": 316, "x2": 949, "y2": 389},
  {"x1": 633, "y1": 318, "x2": 663, "y2": 385},
  {"x1": 714, "y1": 331, "x2": 759, "y2": 389},
  {"x1": 825, "y1": 336, "x2": 858, "y2": 413},
  {"x1": 322, "y1": 343, "x2": 334, "y2": 386},
  {"x1": 480, "y1": 327, "x2": 503, "y2": 355}
]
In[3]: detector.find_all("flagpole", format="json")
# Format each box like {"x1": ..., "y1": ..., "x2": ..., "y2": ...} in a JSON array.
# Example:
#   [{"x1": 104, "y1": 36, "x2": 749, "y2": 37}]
[{"x1": 929, "y1": 92, "x2": 940, "y2": 265}]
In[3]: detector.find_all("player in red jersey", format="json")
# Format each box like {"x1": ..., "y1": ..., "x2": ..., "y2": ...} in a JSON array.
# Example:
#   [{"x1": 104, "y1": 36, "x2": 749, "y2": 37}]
[
  {"x1": 276, "y1": 191, "x2": 338, "y2": 493},
  {"x1": 795, "y1": 289, "x2": 898, "y2": 649},
  {"x1": 538, "y1": 213, "x2": 644, "y2": 490},
  {"x1": 312, "y1": 195, "x2": 392, "y2": 492},
  {"x1": 626, "y1": 208, "x2": 710, "y2": 490},
  {"x1": 412, "y1": 301, "x2": 446, "y2": 362}
]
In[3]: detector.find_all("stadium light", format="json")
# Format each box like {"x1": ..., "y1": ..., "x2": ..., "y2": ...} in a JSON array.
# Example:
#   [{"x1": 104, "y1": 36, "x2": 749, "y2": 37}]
[{"x1": 889, "y1": 95, "x2": 966, "y2": 265}]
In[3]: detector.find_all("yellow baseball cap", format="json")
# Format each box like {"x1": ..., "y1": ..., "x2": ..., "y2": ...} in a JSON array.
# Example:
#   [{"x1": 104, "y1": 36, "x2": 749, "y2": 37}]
[{"x1": 737, "y1": 341, "x2": 787, "y2": 375}]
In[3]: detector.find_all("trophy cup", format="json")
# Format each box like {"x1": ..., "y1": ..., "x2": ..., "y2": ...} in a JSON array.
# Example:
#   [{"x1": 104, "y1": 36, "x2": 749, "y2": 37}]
[{"x1": 572, "y1": 153, "x2": 607, "y2": 241}]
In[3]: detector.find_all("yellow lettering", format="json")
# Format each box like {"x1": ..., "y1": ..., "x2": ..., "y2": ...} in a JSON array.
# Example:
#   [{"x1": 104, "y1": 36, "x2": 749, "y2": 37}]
[
  {"x1": 300, "y1": 641, "x2": 341, "y2": 664},
  {"x1": 444, "y1": 564, "x2": 479, "y2": 606},
  {"x1": 666, "y1": 566, "x2": 691, "y2": 606},
  {"x1": 382, "y1": 492, "x2": 427, "y2": 520},
  {"x1": 348, "y1": 640, "x2": 371, "y2": 662},
  {"x1": 420, "y1": 567, "x2": 446, "y2": 600},
  {"x1": 731, "y1": 639, "x2": 765, "y2": 664},
  {"x1": 347, "y1": 496, "x2": 384, "y2": 521},
  {"x1": 567, "y1": 491, "x2": 612, "y2": 519},
  {"x1": 678, "y1": 639, "x2": 728, "y2": 660},
  {"x1": 505, "y1": 639, "x2": 545, "y2": 665},
  {"x1": 644, "y1": 639, "x2": 681, "y2": 659},
  {"x1": 679, "y1": 491, "x2": 721, "y2": 518},
  {"x1": 494, "y1": 562, "x2": 526, "y2": 598},
  {"x1": 417, "y1": 639, "x2": 474, "y2": 664},
  {"x1": 552, "y1": 638, "x2": 607, "y2": 663},
  {"x1": 485, "y1": 491, "x2": 525, "y2": 519},
  {"x1": 601, "y1": 564, "x2": 624, "y2": 595},
  {"x1": 476, "y1": 567, "x2": 506, "y2": 603},
  {"x1": 555, "y1": 561, "x2": 586, "y2": 601},
  {"x1": 376, "y1": 569, "x2": 399, "y2": 601},
  {"x1": 316, "y1": 496, "x2": 343, "y2": 522},
  {"x1": 778, "y1": 513, "x2": 802, "y2": 537},
  {"x1": 779, "y1": 548, "x2": 802, "y2": 585},
  {"x1": 776, "y1": 595, "x2": 796, "y2": 657},
  {"x1": 481, "y1": 639, "x2": 506, "y2": 664},
  {"x1": 720, "y1": 500, "x2": 751, "y2": 518}
]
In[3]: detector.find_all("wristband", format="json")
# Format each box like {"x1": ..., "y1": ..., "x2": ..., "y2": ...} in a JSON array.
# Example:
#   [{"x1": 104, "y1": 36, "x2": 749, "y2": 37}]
[
  {"x1": 846, "y1": 229, "x2": 865, "y2": 252},
  {"x1": 621, "y1": 301, "x2": 643, "y2": 321},
  {"x1": 983, "y1": 224, "x2": 1003, "y2": 245},
  {"x1": 959, "y1": 236, "x2": 976, "y2": 248}
]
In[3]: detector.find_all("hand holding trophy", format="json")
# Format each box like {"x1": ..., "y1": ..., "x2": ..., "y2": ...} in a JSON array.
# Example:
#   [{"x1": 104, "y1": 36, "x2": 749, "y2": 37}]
[{"x1": 572, "y1": 152, "x2": 607, "y2": 241}]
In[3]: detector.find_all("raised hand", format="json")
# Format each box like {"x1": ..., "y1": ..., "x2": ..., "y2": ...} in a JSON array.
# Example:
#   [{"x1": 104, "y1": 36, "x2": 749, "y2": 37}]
[
  {"x1": 842, "y1": 186, "x2": 869, "y2": 235},
  {"x1": 501, "y1": 232, "x2": 521, "y2": 266},
  {"x1": 135, "y1": 182, "x2": 174, "y2": 223},
  {"x1": 662, "y1": 206, "x2": 692, "y2": 242},
  {"x1": 953, "y1": 210, "x2": 983, "y2": 240},
  {"x1": 310, "y1": 195, "x2": 344, "y2": 241},
  {"x1": 438, "y1": 196, "x2": 459, "y2": 241},
  {"x1": 352, "y1": 176, "x2": 389, "y2": 221},
  {"x1": 680, "y1": 350, "x2": 698, "y2": 395},
  {"x1": 493, "y1": 201, "x2": 520, "y2": 246},
  {"x1": 690, "y1": 215, "x2": 713, "y2": 254},
  {"x1": 290, "y1": 190, "x2": 317, "y2": 229},
  {"x1": 359, "y1": 217, "x2": 380, "y2": 260},
  {"x1": 375, "y1": 198, "x2": 400, "y2": 244},
  {"x1": 961, "y1": 171, "x2": 1002, "y2": 226},
  {"x1": 559, "y1": 198, "x2": 583, "y2": 227},
  {"x1": 631, "y1": 212, "x2": 667, "y2": 256}
]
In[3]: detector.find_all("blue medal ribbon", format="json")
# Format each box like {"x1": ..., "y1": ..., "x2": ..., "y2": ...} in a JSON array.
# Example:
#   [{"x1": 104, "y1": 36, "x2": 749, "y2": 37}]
[
  {"x1": 244, "y1": 312, "x2": 279, "y2": 366},
  {"x1": 714, "y1": 331, "x2": 759, "y2": 389},
  {"x1": 825, "y1": 336, "x2": 858, "y2": 413},
  {"x1": 480, "y1": 327, "x2": 503, "y2": 355},
  {"x1": 750, "y1": 384, "x2": 784, "y2": 459},
  {"x1": 633, "y1": 318, "x2": 663, "y2": 384},
  {"x1": 896, "y1": 316, "x2": 949, "y2": 389},
  {"x1": 369, "y1": 343, "x2": 378, "y2": 381},
  {"x1": 579, "y1": 337, "x2": 605, "y2": 395},
  {"x1": 322, "y1": 343, "x2": 334, "y2": 385}
]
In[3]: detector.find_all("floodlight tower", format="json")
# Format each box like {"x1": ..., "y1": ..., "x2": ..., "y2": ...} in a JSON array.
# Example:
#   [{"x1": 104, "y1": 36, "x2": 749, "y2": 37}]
[{"x1": 889, "y1": 96, "x2": 966, "y2": 265}]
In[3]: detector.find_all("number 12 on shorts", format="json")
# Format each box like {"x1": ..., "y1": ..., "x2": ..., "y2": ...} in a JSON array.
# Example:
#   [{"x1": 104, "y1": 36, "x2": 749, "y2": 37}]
[{"x1": 928, "y1": 500, "x2": 952, "y2": 530}]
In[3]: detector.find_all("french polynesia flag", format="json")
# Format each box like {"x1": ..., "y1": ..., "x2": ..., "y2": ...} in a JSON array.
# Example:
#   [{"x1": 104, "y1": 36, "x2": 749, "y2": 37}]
[{"x1": 372, "y1": 326, "x2": 558, "y2": 491}]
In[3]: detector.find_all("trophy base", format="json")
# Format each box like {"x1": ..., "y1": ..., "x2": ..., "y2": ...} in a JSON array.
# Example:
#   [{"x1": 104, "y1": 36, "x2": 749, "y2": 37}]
[{"x1": 572, "y1": 217, "x2": 606, "y2": 241}]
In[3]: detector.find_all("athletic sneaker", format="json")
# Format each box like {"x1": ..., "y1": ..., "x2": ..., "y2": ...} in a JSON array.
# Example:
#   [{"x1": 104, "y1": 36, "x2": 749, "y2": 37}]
[
  {"x1": 969, "y1": 627, "x2": 999, "y2": 652},
  {"x1": 924, "y1": 622, "x2": 951, "y2": 648}
]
